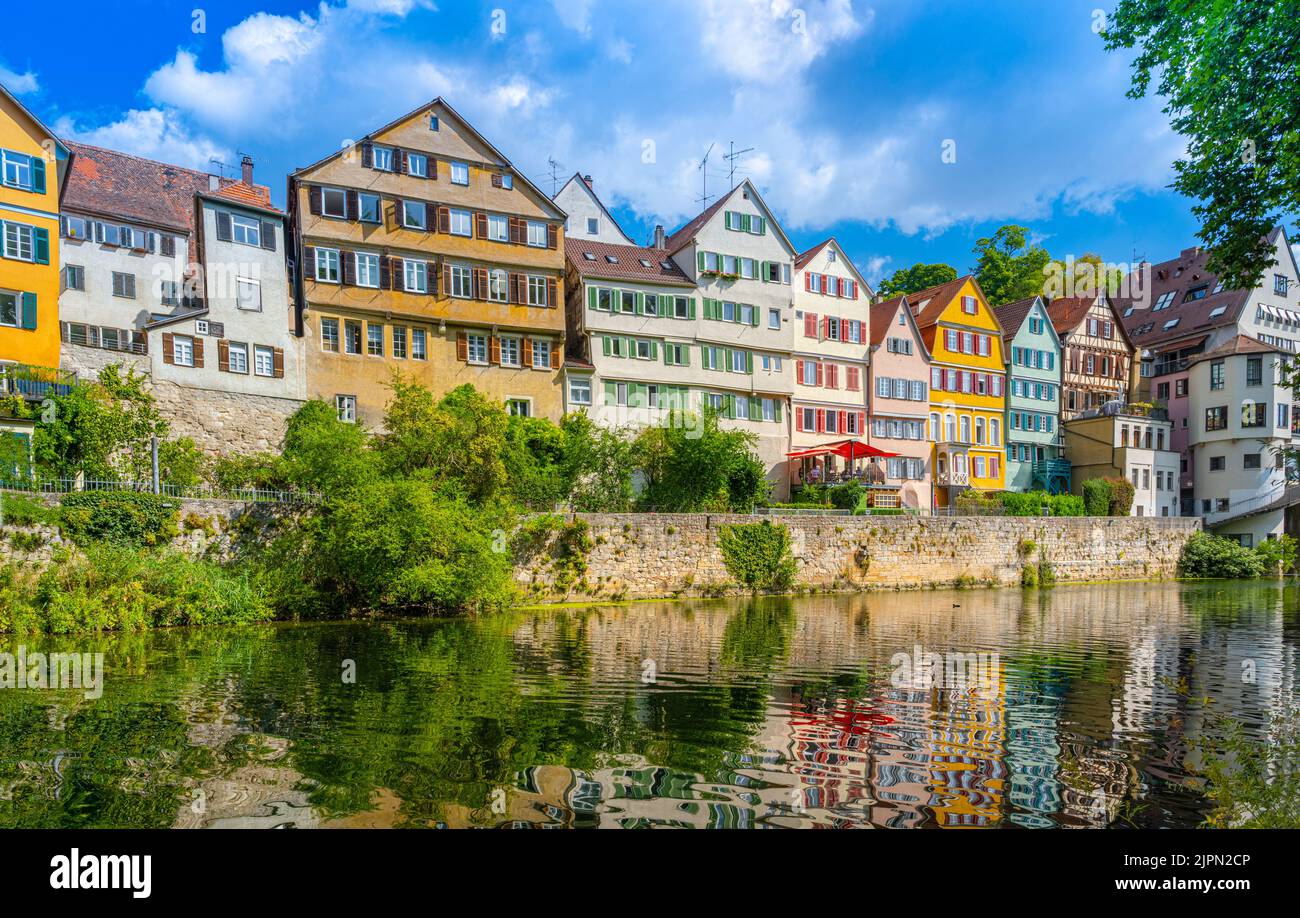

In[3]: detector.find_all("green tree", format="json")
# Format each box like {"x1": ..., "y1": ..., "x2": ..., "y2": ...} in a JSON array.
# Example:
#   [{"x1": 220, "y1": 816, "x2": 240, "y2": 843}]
[
  {"x1": 279, "y1": 399, "x2": 376, "y2": 493},
  {"x1": 972, "y1": 224, "x2": 1052, "y2": 307},
  {"x1": 558, "y1": 412, "x2": 634, "y2": 512},
  {"x1": 1044, "y1": 253, "x2": 1126, "y2": 298},
  {"x1": 877, "y1": 262, "x2": 958, "y2": 297},
  {"x1": 1102, "y1": 0, "x2": 1300, "y2": 290},
  {"x1": 635, "y1": 409, "x2": 769, "y2": 512},
  {"x1": 34, "y1": 365, "x2": 166, "y2": 481}
]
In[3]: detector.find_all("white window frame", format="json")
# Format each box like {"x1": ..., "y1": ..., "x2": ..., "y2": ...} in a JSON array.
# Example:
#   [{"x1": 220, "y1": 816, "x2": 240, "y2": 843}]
[
  {"x1": 320, "y1": 187, "x2": 347, "y2": 219},
  {"x1": 355, "y1": 252, "x2": 381, "y2": 288},
  {"x1": 372, "y1": 146, "x2": 394, "y2": 171},
  {"x1": 569, "y1": 376, "x2": 592, "y2": 406},
  {"x1": 532, "y1": 338, "x2": 551, "y2": 369},
  {"x1": 231, "y1": 214, "x2": 261, "y2": 247},
  {"x1": 500, "y1": 335, "x2": 521, "y2": 368},
  {"x1": 466, "y1": 333, "x2": 489, "y2": 365},
  {"x1": 487, "y1": 214, "x2": 509, "y2": 242},
  {"x1": 254, "y1": 345, "x2": 275, "y2": 377},
  {"x1": 2, "y1": 221, "x2": 34, "y2": 261},
  {"x1": 448, "y1": 208, "x2": 472, "y2": 237},
  {"x1": 412, "y1": 328, "x2": 427, "y2": 360},
  {"x1": 321, "y1": 317, "x2": 340, "y2": 352},
  {"x1": 450, "y1": 264, "x2": 473, "y2": 299},
  {"x1": 172, "y1": 334, "x2": 195, "y2": 367},
  {"x1": 402, "y1": 200, "x2": 427, "y2": 231},
  {"x1": 404, "y1": 259, "x2": 428, "y2": 293},
  {"x1": 488, "y1": 268, "x2": 508, "y2": 303},
  {"x1": 315, "y1": 247, "x2": 340, "y2": 283},
  {"x1": 450, "y1": 161, "x2": 470, "y2": 185},
  {"x1": 406, "y1": 152, "x2": 428, "y2": 177},
  {"x1": 526, "y1": 220, "x2": 548, "y2": 248},
  {"x1": 228, "y1": 342, "x2": 249, "y2": 374},
  {"x1": 236, "y1": 277, "x2": 262, "y2": 312},
  {"x1": 336, "y1": 395, "x2": 357, "y2": 423},
  {"x1": 526, "y1": 275, "x2": 548, "y2": 307}
]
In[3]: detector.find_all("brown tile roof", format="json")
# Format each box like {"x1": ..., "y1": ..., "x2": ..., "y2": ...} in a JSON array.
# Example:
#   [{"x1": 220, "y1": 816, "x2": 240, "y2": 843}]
[
  {"x1": 907, "y1": 276, "x2": 971, "y2": 329},
  {"x1": 993, "y1": 296, "x2": 1039, "y2": 339},
  {"x1": 565, "y1": 238, "x2": 695, "y2": 287},
  {"x1": 795, "y1": 238, "x2": 833, "y2": 270},
  {"x1": 1186, "y1": 334, "x2": 1282, "y2": 367},
  {"x1": 1116, "y1": 229, "x2": 1287, "y2": 352},
  {"x1": 869, "y1": 294, "x2": 907, "y2": 347},
  {"x1": 208, "y1": 179, "x2": 278, "y2": 213},
  {"x1": 63, "y1": 142, "x2": 209, "y2": 233},
  {"x1": 1043, "y1": 295, "x2": 1097, "y2": 336},
  {"x1": 663, "y1": 190, "x2": 733, "y2": 255}
]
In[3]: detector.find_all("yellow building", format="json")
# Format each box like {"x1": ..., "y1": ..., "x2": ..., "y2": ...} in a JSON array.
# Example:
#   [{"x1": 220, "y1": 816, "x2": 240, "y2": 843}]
[
  {"x1": 289, "y1": 98, "x2": 567, "y2": 427},
  {"x1": 0, "y1": 83, "x2": 68, "y2": 371},
  {"x1": 910, "y1": 277, "x2": 1008, "y2": 507}
]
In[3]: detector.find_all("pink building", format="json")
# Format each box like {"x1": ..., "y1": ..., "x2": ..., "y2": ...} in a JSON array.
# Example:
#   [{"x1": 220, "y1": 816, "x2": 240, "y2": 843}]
[
  {"x1": 867, "y1": 294, "x2": 933, "y2": 510},
  {"x1": 1150, "y1": 365, "x2": 1193, "y2": 511}
]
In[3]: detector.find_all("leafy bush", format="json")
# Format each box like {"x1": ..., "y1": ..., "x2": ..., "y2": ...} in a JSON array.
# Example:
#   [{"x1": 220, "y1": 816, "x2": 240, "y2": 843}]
[
  {"x1": 829, "y1": 480, "x2": 864, "y2": 511},
  {"x1": 635, "y1": 408, "x2": 769, "y2": 512},
  {"x1": 1253, "y1": 534, "x2": 1297, "y2": 574},
  {"x1": 1020, "y1": 563, "x2": 1039, "y2": 587},
  {"x1": 1082, "y1": 478, "x2": 1112, "y2": 516},
  {"x1": 0, "y1": 493, "x2": 58, "y2": 527},
  {"x1": 1106, "y1": 476, "x2": 1135, "y2": 516},
  {"x1": 58, "y1": 491, "x2": 179, "y2": 547},
  {"x1": 1002, "y1": 491, "x2": 1083, "y2": 517},
  {"x1": 718, "y1": 521, "x2": 797, "y2": 592},
  {"x1": 1179, "y1": 532, "x2": 1267, "y2": 579}
]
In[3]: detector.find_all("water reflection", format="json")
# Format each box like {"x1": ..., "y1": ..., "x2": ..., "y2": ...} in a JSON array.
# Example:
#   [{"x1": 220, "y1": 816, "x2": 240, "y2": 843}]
[{"x1": 1, "y1": 582, "x2": 1296, "y2": 828}]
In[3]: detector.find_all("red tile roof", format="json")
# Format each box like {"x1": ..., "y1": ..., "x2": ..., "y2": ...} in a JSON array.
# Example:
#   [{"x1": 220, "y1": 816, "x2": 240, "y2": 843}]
[
  {"x1": 207, "y1": 178, "x2": 278, "y2": 213},
  {"x1": 907, "y1": 276, "x2": 972, "y2": 329},
  {"x1": 565, "y1": 238, "x2": 695, "y2": 286},
  {"x1": 1186, "y1": 334, "x2": 1282, "y2": 367},
  {"x1": 795, "y1": 238, "x2": 834, "y2": 270},
  {"x1": 663, "y1": 190, "x2": 733, "y2": 255},
  {"x1": 1042, "y1": 295, "x2": 1098, "y2": 336},
  {"x1": 992, "y1": 296, "x2": 1039, "y2": 339},
  {"x1": 869, "y1": 294, "x2": 908, "y2": 347}
]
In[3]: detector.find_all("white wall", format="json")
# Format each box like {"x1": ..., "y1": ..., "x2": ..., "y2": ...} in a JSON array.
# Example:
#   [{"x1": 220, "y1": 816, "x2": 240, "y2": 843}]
[{"x1": 555, "y1": 178, "x2": 632, "y2": 245}]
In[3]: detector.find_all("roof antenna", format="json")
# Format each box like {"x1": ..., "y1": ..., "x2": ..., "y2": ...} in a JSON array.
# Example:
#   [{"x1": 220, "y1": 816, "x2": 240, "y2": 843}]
[
  {"x1": 208, "y1": 157, "x2": 233, "y2": 179},
  {"x1": 546, "y1": 156, "x2": 565, "y2": 197},
  {"x1": 696, "y1": 143, "x2": 716, "y2": 209},
  {"x1": 724, "y1": 141, "x2": 754, "y2": 190}
]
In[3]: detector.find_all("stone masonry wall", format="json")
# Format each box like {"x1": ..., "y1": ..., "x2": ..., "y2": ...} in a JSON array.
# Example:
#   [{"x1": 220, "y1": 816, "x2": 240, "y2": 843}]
[{"x1": 516, "y1": 514, "x2": 1204, "y2": 601}]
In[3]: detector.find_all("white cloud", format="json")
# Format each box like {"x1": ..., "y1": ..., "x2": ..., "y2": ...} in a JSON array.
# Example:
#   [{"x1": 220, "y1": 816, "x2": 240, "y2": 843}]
[
  {"x1": 552, "y1": 0, "x2": 596, "y2": 37},
  {"x1": 698, "y1": 0, "x2": 867, "y2": 84},
  {"x1": 53, "y1": 108, "x2": 231, "y2": 170},
  {"x1": 0, "y1": 64, "x2": 39, "y2": 95}
]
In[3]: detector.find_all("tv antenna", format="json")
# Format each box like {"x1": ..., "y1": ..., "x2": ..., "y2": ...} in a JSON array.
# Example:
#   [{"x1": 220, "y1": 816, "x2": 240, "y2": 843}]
[
  {"x1": 696, "y1": 143, "x2": 716, "y2": 208},
  {"x1": 546, "y1": 157, "x2": 565, "y2": 197},
  {"x1": 724, "y1": 141, "x2": 754, "y2": 190},
  {"x1": 208, "y1": 157, "x2": 234, "y2": 179}
]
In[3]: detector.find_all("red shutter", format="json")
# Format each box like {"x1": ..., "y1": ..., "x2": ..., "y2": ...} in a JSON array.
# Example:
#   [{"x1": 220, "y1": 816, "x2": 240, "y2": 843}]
[
  {"x1": 804, "y1": 313, "x2": 817, "y2": 338},
  {"x1": 840, "y1": 318, "x2": 849, "y2": 340},
  {"x1": 815, "y1": 363, "x2": 824, "y2": 387},
  {"x1": 827, "y1": 365, "x2": 837, "y2": 389},
  {"x1": 796, "y1": 359, "x2": 804, "y2": 384},
  {"x1": 456, "y1": 331, "x2": 467, "y2": 361},
  {"x1": 816, "y1": 409, "x2": 825, "y2": 432},
  {"x1": 475, "y1": 212, "x2": 488, "y2": 239},
  {"x1": 822, "y1": 316, "x2": 830, "y2": 338},
  {"x1": 795, "y1": 409, "x2": 803, "y2": 432}
]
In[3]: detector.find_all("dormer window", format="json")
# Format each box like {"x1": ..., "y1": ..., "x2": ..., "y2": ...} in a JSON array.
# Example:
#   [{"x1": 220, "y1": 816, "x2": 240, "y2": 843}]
[{"x1": 605, "y1": 255, "x2": 619, "y2": 264}]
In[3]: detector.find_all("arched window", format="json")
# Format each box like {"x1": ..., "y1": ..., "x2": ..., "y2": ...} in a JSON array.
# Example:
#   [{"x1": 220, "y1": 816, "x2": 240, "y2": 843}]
[
  {"x1": 975, "y1": 417, "x2": 986, "y2": 445},
  {"x1": 959, "y1": 415, "x2": 971, "y2": 444},
  {"x1": 990, "y1": 418, "x2": 1001, "y2": 447},
  {"x1": 945, "y1": 414, "x2": 956, "y2": 442},
  {"x1": 930, "y1": 412, "x2": 940, "y2": 440}
]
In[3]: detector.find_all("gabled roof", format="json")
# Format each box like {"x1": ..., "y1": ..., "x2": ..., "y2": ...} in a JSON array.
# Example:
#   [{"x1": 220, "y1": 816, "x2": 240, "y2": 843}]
[
  {"x1": 555, "y1": 172, "x2": 633, "y2": 244},
  {"x1": 794, "y1": 237, "x2": 875, "y2": 299},
  {"x1": 0, "y1": 81, "x2": 69, "y2": 160},
  {"x1": 1186, "y1": 334, "x2": 1283, "y2": 368},
  {"x1": 565, "y1": 238, "x2": 695, "y2": 287},
  {"x1": 205, "y1": 179, "x2": 279, "y2": 215},
  {"x1": 1118, "y1": 227, "x2": 1295, "y2": 352},
  {"x1": 906, "y1": 276, "x2": 976, "y2": 329},
  {"x1": 869, "y1": 293, "x2": 932, "y2": 360},
  {"x1": 995, "y1": 295, "x2": 1062, "y2": 353},
  {"x1": 290, "y1": 96, "x2": 565, "y2": 221},
  {"x1": 663, "y1": 179, "x2": 797, "y2": 258},
  {"x1": 1044, "y1": 293, "x2": 1134, "y2": 351},
  {"x1": 63, "y1": 142, "x2": 209, "y2": 233}
]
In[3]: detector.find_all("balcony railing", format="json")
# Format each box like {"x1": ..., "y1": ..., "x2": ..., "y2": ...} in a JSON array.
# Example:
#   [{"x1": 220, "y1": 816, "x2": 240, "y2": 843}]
[
  {"x1": 1075, "y1": 400, "x2": 1169, "y2": 422},
  {"x1": 0, "y1": 363, "x2": 76, "y2": 401}
]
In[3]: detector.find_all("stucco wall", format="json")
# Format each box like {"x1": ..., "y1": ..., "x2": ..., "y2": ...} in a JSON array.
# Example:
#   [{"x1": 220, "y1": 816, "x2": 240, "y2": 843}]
[{"x1": 515, "y1": 513, "x2": 1203, "y2": 601}]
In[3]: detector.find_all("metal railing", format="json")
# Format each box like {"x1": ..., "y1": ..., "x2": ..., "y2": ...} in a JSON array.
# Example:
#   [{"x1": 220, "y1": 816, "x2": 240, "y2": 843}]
[
  {"x1": 0, "y1": 477, "x2": 320, "y2": 505},
  {"x1": 0, "y1": 363, "x2": 77, "y2": 401}
]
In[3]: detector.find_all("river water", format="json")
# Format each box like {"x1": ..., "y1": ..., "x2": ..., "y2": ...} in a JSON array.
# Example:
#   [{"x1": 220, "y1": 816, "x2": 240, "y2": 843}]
[{"x1": 1, "y1": 581, "x2": 1296, "y2": 828}]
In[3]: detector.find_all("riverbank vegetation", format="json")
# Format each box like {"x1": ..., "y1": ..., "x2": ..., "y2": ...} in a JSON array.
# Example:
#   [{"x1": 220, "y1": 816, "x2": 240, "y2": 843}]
[{"x1": 1178, "y1": 531, "x2": 1298, "y2": 580}]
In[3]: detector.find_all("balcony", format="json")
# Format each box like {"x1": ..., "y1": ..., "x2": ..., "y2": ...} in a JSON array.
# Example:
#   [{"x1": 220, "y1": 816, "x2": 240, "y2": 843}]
[
  {"x1": 1032, "y1": 458, "x2": 1072, "y2": 493},
  {"x1": 1075, "y1": 400, "x2": 1169, "y2": 422},
  {"x1": 0, "y1": 363, "x2": 76, "y2": 401}
]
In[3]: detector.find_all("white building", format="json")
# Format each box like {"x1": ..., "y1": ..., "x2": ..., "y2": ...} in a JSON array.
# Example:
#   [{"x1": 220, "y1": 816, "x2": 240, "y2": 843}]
[{"x1": 553, "y1": 174, "x2": 633, "y2": 245}]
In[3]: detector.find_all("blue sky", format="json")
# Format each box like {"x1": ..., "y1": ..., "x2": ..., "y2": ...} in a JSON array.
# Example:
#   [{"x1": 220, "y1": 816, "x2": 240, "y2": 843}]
[{"x1": 0, "y1": 0, "x2": 1234, "y2": 288}]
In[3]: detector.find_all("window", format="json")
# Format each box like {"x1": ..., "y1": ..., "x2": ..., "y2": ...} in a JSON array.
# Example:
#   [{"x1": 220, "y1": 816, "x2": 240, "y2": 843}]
[
  {"x1": 254, "y1": 345, "x2": 275, "y2": 377},
  {"x1": 407, "y1": 328, "x2": 425, "y2": 360},
  {"x1": 315, "y1": 248, "x2": 340, "y2": 282},
  {"x1": 64, "y1": 264, "x2": 84, "y2": 291},
  {"x1": 321, "y1": 318, "x2": 340, "y2": 352},
  {"x1": 1175, "y1": 378, "x2": 1188, "y2": 398},
  {"x1": 336, "y1": 395, "x2": 357, "y2": 423},
  {"x1": 172, "y1": 334, "x2": 194, "y2": 367},
  {"x1": 586, "y1": 217, "x2": 599, "y2": 235},
  {"x1": 450, "y1": 264, "x2": 472, "y2": 298},
  {"x1": 497, "y1": 336, "x2": 520, "y2": 367},
  {"x1": 355, "y1": 252, "x2": 380, "y2": 288},
  {"x1": 961, "y1": 295, "x2": 977, "y2": 314},
  {"x1": 404, "y1": 260, "x2": 428, "y2": 293},
  {"x1": 0, "y1": 291, "x2": 18, "y2": 328},
  {"x1": 467, "y1": 333, "x2": 488, "y2": 364},
  {"x1": 372, "y1": 146, "x2": 394, "y2": 171},
  {"x1": 1242, "y1": 402, "x2": 1267, "y2": 428},
  {"x1": 321, "y1": 188, "x2": 347, "y2": 218},
  {"x1": 487, "y1": 214, "x2": 509, "y2": 242},
  {"x1": 228, "y1": 342, "x2": 249, "y2": 374},
  {"x1": 1210, "y1": 361, "x2": 1225, "y2": 390},
  {"x1": 367, "y1": 324, "x2": 384, "y2": 356},
  {"x1": 527, "y1": 275, "x2": 549, "y2": 307},
  {"x1": 407, "y1": 153, "x2": 428, "y2": 177},
  {"x1": 344, "y1": 320, "x2": 362, "y2": 354},
  {"x1": 527, "y1": 221, "x2": 548, "y2": 247},
  {"x1": 236, "y1": 278, "x2": 262, "y2": 311},
  {"x1": 488, "y1": 269, "x2": 508, "y2": 302},
  {"x1": 392, "y1": 326, "x2": 407, "y2": 359},
  {"x1": 532, "y1": 339, "x2": 551, "y2": 368},
  {"x1": 354, "y1": 192, "x2": 380, "y2": 224},
  {"x1": 1276, "y1": 274, "x2": 1289, "y2": 296},
  {"x1": 1209, "y1": 455, "x2": 1226, "y2": 471},
  {"x1": 450, "y1": 161, "x2": 469, "y2": 185},
  {"x1": 112, "y1": 272, "x2": 136, "y2": 299},
  {"x1": 1, "y1": 148, "x2": 35, "y2": 190},
  {"x1": 1246, "y1": 356, "x2": 1263, "y2": 387},
  {"x1": 1245, "y1": 453, "x2": 1262, "y2": 470},
  {"x1": 569, "y1": 377, "x2": 592, "y2": 406},
  {"x1": 231, "y1": 215, "x2": 261, "y2": 246},
  {"x1": 3, "y1": 221, "x2": 34, "y2": 261},
  {"x1": 1205, "y1": 406, "x2": 1227, "y2": 431},
  {"x1": 402, "y1": 201, "x2": 427, "y2": 230},
  {"x1": 448, "y1": 208, "x2": 472, "y2": 237}
]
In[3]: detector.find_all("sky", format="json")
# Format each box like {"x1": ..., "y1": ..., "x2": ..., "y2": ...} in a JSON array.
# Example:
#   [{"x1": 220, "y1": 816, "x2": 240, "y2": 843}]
[{"x1": 0, "y1": 0, "x2": 1265, "y2": 289}]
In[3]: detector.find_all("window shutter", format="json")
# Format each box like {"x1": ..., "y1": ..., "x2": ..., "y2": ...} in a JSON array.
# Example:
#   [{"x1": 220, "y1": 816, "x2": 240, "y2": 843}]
[
  {"x1": 698, "y1": 251, "x2": 706, "y2": 272},
  {"x1": 302, "y1": 245, "x2": 316, "y2": 279},
  {"x1": 380, "y1": 255, "x2": 392, "y2": 290},
  {"x1": 344, "y1": 190, "x2": 359, "y2": 222},
  {"x1": 161, "y1": 234, "x2": 176, "y2": 257},
  {"x1": 815, "y1": 363, "x2": 824, "y2": 387},
  {"x1": 816, "y1": 408, "x2": 825, "y2": 432},
  {"x1": 427, "y1": 261, "x2": 438, "y2": 295},
  {"x1": 475, "y1": 212, "x2": 488, "y2": 239},
  {"x1": 796, "y1": 359, "x2": 804, "y2": 382},
  {"x1": 341, "y1": 251, "x2": 356, "y2": 286},
  {"x1": 16, "y1": 291, "x2": 37, "y2": 330},
  {"x1": 547, "y1": 224, "x2": 558, "y2": 249},
  {"x1": 804, "y1": 313, "x2": 817, "y2": 337},
  {"x1": 688, "y1": 299, "x2": 696, "y2": 320},
  {"x1": 273, "y1": 348, "x2": 285, "y2": 379},
  {"x1": 162, "y1": 332, "x2": 174, "y2": 364},
  {"x1": 509, "y1": 217, "x2": 523, "y2": 245},
  {"x1": 215, "y1": 212, "x2": 233, "y2": 242},
  {"x1": 750, "y1": 306, "x2": 760, "y2": 327},
  {"x1": 193, "y1": 337, "x2": 205, "y2": 368},
  {"x1": 491, "y1": 173, "x2": 503, "y2": 188},
  {"x1": 602, "y1": 336, "x2": 611, "y2": 357},
  {"x1": 549, "y1": 345, "x2": 560, "y2": 369},
  {"x1": 489, "y1": 335, "x2": 501, "y2": 364},
  {"x1": 774, "y1": 400, "x2": 782, "y2": 422},
  {"x1": 507, "y1": 273, "x2": 519, "y2": 304},
  {"x1": 34, "y1": 228, "x2": 49, "y2": 265},
  {"x1": 393, "y1": 199, "x2": 405, "y2": 229},
  {"x1": 441, "y1": 263, "x2": 452, "y2": 297},
  {"x1": 395, "y1": 150, "x2": 407, "y2": 174},
  {"x1": 522, "y1": 337, "x2": 533, "y2": 366},
  {"x1": 361, "y1": 143, "x2": 373, "y2": 168},
  {"x1": 473, "y1": 267, "x2": 488, "y2": 300},
  {"x1": 308, "y1": 186, "x2": 323, "y2": 215},
  {"x1": 218, "y1": 339, "x2": 230, "y2": 373},
  {"x1": 587, "y1": 286, "x2": 597, "y2": 310},
  {"x1": 261, "y1": 221, "x2": 276, "y2": 251},
  {"x1": 745, "y1": 351, "x2": 753, "y2": 373},
  {"x1": 546, "y1": 278, "x2": 557, "y2": 308},
  {"x1": 438, "y1": 207, "x2": 451, "y2": 234},
  {"x1": 428, "y1": 157, "x2": 438, "y2": 181},
  {"x1": 456, "y1": 331, "x2": 468, "y2": 361}
]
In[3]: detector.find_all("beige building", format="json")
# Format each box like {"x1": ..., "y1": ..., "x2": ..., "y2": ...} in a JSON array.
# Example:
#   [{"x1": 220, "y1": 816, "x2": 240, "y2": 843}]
[
  {"x1": 1064, "y1": 407, "x2": 1180, "y2": 517},
  {"x1": 289, "y1": 98, "x2": 567, "y2": 427}
]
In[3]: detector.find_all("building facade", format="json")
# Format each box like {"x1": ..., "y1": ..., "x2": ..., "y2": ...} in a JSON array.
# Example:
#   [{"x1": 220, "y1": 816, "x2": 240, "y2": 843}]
[
  {"x1": 553, "y1": 173, "x2": 633, "y2": 245},
  {"x1": 790, "y1": 239, "x2": 872, "y2": 487},
  {"x1": 911, "y1": 277, "x2": 1007, "y2": 507},
  {"x1": 0, "y1": 83, "x2": 68, "y2": 373},
  {"x1": 1064, "y1": 407, "x2": 1179, "y2": 518},
  {"x1": 1047, "y1": 294, "x2": 1137, "y2": 420},
  {"x1": 867, "y1": 293, "x2": 932, "y2": 509},
  {"x1": 290, "y1": 98, "x2": 567, "y2": 427},
  {"x1": 1186, "y1": 336, "x2": 1290, "y2": 545},
  {"x1": 994, "y1": 296, "x2": 1067, "y2": 493}
]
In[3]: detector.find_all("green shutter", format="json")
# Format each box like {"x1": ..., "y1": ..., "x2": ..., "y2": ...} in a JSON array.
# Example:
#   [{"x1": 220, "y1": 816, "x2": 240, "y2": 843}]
[
  {"x1": 773, "y1": 400, "x2": 782, "y2": 423},
  {"x1": 760, "y1": 261, "x2": 769, "y2": 283},
  {"x1": 33, "y1": 227, "x2": 49, "y2": 265},
  {"x1": 30, "y1": 156, "x2": 46, "y2": 194},
  {"x1": 697, "y1": 251, "x2": 706, "y2": 272},
  {"x1": 688, "y1": 298, "x2": 697, "y2": 320},
  {"x1": 680, "y1": 345, "x2": 689, "y2": 367},
  {"x1": 602, "y1": 336, "x2": 611, "y2": 356},
  {"x1": 726, "y1": 395, "x2": 736, "y2": 419},
  {"x1": 755, "y1": 216, "x2": 765, "y2": 235},
  {"x1": 746, "y1": 351, "x2": 754, "y2": 373},
  {"x1": 587, "y1": 286, "x2": 597, "y2": 310},
  {"x1": 649, "y1": 340, "x2": 658, "y2": 360},
  {"x1": 635, "y1": 291, "x2": 644, "y2": 315},
  {"x1": 604, "y1": 381, "x2": 616, "y2": 405},
  {"x1": 20, "y1": 292, "x2": 37, "y2": 330},
  {"x1": 750, "y1": 305, "x2": 760, "y2": 327}
]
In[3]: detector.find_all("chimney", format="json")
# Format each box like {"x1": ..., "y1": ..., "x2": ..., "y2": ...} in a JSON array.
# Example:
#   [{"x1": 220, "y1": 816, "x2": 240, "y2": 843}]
[
  {"x1": 1179, "y1": 245, "x2": 1201, "y2": 260},
  {"x1": 653, "y1": 224, "x2": 666, "y2": 250},
  {"x1": 582, "y1": 174, "x2": 593, "y2": 189},
  {"x1": 241, "y1": 155, "x2": 254, "y2": 186}
]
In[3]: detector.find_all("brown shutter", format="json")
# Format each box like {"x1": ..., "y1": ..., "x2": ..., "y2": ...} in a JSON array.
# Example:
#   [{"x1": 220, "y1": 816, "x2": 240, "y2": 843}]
[
  {"x1": 441, "y1": 262, "x2": 452, "y2": 296},
  {"x1": 508, "y1": 217, "x2": 523, "y2": 245},
  {"x1": 302, "y1": 245, "x2": 316, "y2": 280},
  {"x1": 380, "y1": 255, "x2": 392, "y2": 290},
  {"x1": 394, "y1": 199, "x2": 405, "y2": 229},
  {"x1": 546, "y1": 278, "x2": 557, "y2": 308},
  {"x1": 162, "y1": 332, "x2": 174, "y2": 365},
  {"x1": 427, "y1": 261, "x2": 438, "y2": 295},
  {"x1": 428, "y1": 157, "x2": 437, "y2": 180},
  {"x1": 475, "y1": 212, "x2": 488, "y2": 239},
  {"x1": 437, "y1": 206, "x2": 450, "y2": 234},
  {"x1": 522, "y1": 337, "x2": 533, "y2": 367},
  {"x1": 341, "y1": 251, "x2": 355, "y2": 286},
  {"x1": 193, "y1": 337, "x2": 204, "y2": 369},
  {"x1": 491, "y1": 173, "x2": 503, "y2": 188},
  {"x1": 218, "y1": 338, "x2": 230, "y2": 373},
  {"x1": 390, "y1": 256, "x2": 404, "y2": 290},
  {"x1": 456, "y1": 331, "x2": 467, "y2": 361},
  {"x1": 361, "y1": 142, "x2": 373, "y2": 168},
  {"x1": 273, "y1": 347, "x2": 285, "y2": 379},
  {"x1": 396, "y1": 150, "x2": 407, "y2": 174},
  {"x1": 308, "y1": 185, "x2": 323, "y2": 215},
  {"x1": 161, "y1": 234, "x2": 176, "y2": 257},
  {"x1": 549, "y1": 344, "x2": 561, "y2": 369},
  {"x1": 473, "y1": 267, "x2": 488, "y2": 300},
  {"x1": 489, "y1": 335, "x2": 501, "y2": 365},
  {"x1": 507, "y1": 273, "x2": 519, "y2": 304},
  {"x1": 547, "y1": 224, "x2": 558, "y2": 250},
  {"x1": 346, "y1": 190, "x2": 359, "y2": 221}
]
